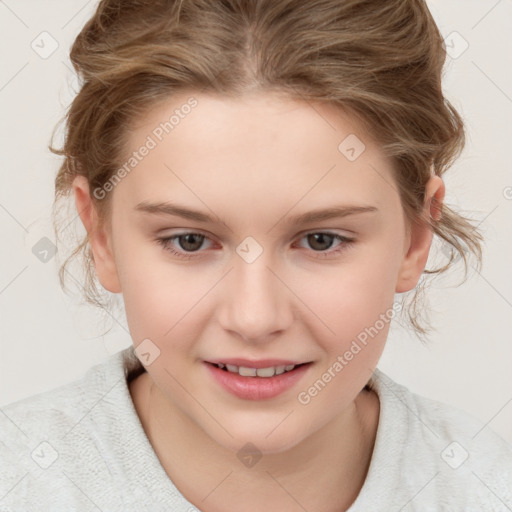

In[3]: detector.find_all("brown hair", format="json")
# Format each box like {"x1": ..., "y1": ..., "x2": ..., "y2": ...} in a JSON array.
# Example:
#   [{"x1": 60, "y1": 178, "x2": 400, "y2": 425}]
[{"x1": 50, "y1": 0, "x2": 483, "y2": 338}]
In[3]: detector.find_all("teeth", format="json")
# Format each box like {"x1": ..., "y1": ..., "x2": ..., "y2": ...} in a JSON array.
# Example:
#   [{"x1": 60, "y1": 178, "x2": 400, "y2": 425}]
[
  {"x1": 256, "y1": 367, "x2": 275, "y2": 377},
  {"x1": 217, "y1": 363, "x2": 298, "y2": 377},
  {"x1": 239, "y1": 366, "x2": 257, "y2": 377},
  {"x1": 275, "y1": 365, "x2": 286, "y2": 375}
]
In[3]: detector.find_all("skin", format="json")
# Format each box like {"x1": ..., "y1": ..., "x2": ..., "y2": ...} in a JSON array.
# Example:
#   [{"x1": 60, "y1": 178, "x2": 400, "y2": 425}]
[{"x1": 73, "y1": 90, "x2": 444, "y2": 511}]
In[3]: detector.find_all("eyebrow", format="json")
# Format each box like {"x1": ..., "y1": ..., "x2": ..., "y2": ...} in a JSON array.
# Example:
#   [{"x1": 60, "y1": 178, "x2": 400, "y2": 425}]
[{"x1": 135, "y1": 200, "x2": 378, "y2": 225}]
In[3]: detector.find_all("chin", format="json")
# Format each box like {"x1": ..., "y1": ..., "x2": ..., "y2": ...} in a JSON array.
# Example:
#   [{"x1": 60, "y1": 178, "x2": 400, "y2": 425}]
[{"x1": 206, "y1": 421, "x2": 309, "y2": 456}]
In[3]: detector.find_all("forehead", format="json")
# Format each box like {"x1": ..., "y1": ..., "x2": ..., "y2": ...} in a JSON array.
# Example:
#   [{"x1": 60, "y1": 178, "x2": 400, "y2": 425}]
[
  {"x1": 129, "y1": 90, "x2": 380, "y2": 158},
  {"x1": 117, "y1": 91, "x2": 399, "y2": 213}
]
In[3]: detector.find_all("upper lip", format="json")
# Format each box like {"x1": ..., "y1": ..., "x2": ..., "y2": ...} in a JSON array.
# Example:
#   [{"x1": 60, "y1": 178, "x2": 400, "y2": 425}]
[{"x1": 205, "y1": 358, "x2": 311, "y2": 369}]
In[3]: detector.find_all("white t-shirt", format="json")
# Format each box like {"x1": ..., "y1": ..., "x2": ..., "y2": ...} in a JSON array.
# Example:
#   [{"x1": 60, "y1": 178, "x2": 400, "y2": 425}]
[{"x1": 1, "y1": 346, "x2": 511, "y2": 511}]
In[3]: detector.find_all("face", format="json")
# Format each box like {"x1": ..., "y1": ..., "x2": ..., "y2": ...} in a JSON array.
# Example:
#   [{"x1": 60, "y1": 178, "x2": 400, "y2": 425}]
[{"x1": 78, "y1": 90, "x2": 435, "y2": 455}]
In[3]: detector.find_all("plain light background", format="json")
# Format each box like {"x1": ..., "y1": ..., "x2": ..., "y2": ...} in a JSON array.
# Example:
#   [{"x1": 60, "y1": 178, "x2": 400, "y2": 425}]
[{"x1": 0, "y1": 0, "x2": 511, "y2": 445}]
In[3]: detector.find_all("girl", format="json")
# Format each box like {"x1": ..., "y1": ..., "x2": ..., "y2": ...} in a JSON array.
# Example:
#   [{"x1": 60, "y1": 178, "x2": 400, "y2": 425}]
[{"x1": 1, "y1": 0, "x2": 511, "y2": 510}]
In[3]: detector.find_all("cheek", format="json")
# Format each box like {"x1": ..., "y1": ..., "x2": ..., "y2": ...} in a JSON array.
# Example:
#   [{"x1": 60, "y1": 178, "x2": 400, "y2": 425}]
[
  {"x1": 294, "y1": 246, "x2": 401, "y2": 342},
  {"x1": 293, "y1": 256, "x2": 397, "y2": 413},
  {"x1": 112, "y1": 231, "x2": 193, "y2": 344},
  {"x1": 122, "y1": 273, "x2": 199, "y2": 348}
]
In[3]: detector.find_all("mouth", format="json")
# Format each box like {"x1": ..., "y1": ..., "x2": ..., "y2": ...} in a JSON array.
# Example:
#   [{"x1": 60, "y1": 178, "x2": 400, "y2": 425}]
[
  {"x1": 206, "y1": 361, "x2": 311, "y2": 378},
  {"x1": 204, "y1": 359, "x2": 313, "y2": 400}
]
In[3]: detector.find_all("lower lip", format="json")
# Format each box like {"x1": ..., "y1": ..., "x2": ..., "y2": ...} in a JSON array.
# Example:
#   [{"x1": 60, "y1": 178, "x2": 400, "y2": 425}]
[{"x1": 204, "y1": 362, "x2": 312, "y2": 400}]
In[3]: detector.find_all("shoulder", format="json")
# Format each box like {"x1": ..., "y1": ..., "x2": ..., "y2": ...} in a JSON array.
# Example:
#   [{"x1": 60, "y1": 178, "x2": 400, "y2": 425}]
[
  {"x1": 0, "y1": 347, "x2": 144, "y2": 510},
  {"x1": 0, "y1": 347, "x2": 135, "y2": 443},
  {"x1": 352, "y1": 369, "x2": 512, "y2": 511}
]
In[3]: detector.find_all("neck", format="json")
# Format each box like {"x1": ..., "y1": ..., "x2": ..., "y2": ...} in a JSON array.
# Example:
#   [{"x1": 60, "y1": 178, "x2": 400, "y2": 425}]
[{"x1": 130, "y1": 371, "x2": 379, "y2": 512}]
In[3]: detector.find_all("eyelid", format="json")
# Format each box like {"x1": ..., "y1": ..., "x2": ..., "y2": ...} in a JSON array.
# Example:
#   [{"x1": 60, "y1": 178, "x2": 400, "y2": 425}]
[{"x1": 295, "y1": 226, "x2": 357, "y2": 238}]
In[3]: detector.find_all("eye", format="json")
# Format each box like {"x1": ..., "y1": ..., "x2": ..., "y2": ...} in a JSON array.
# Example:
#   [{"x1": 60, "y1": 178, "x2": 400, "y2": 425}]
[
  {"x1": 294, "y1": 232, "x2": 354, "y2": 258},
  {"x1": 156, "y1": 231, "x2": 354, "y2": 260},
  {"x1": 156, "y1": 232, "x2": 211, "y2": 260}
]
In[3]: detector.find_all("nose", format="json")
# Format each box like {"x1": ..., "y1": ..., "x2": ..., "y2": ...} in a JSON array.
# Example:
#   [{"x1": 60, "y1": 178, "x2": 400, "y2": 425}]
[{"x1": 217, "y1": 250, "x2": 294, "y2": 344}]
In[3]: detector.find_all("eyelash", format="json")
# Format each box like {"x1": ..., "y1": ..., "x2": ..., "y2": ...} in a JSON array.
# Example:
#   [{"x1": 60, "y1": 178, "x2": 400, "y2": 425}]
[{"x1": 155, "y1": 231, "x2": 355, "y2": 260}]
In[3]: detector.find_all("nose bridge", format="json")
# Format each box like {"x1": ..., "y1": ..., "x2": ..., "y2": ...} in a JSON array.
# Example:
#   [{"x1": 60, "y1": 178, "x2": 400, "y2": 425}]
[{"x1": 219, "y1": 245, "x2": 291, "y2": 341}]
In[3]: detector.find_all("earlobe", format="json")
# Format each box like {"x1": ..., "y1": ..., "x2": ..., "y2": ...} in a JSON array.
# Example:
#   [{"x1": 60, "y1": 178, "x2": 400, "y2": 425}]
[
  {"x1": 395, "y1": 176, "x2": 445, "y2": 293},
  {"x1": 72, "y1": 176, "x2": 122, "y2": 294}
]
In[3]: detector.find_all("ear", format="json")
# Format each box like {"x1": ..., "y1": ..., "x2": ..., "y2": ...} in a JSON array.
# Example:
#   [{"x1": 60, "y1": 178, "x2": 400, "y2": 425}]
[
  {"x1": 72, "y1": 175, "x2": 122, "y2": 293},
  {"x1": 395, "y1": 176, "x2": 445, "y2": 293}
]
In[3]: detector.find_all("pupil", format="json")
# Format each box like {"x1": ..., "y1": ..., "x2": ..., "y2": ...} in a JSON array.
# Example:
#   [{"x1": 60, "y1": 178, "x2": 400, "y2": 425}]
[
  {"x1": 309, "y1": 233, "x2": 333, "y2": 251},
  {"x1": 181, "y1": 233, "x2": 203, "y2": 251}
]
